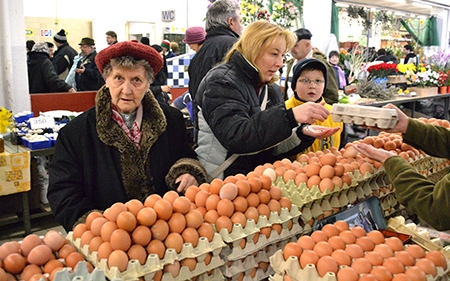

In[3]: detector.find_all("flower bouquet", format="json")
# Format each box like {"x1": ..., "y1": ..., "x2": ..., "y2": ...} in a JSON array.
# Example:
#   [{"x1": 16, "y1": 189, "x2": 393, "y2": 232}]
[{"x1": 366, "y1": 61, "x2": 398, "y2": 79}]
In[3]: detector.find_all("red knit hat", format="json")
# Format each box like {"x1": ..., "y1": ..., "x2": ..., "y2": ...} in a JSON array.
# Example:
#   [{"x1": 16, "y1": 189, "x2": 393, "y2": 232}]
[
  {"x1": 161, "y1": 39, "x2": 171, "y2": 49},
  {"x1": 95, "y1": 41, "x2": 163, "y2": 75}
]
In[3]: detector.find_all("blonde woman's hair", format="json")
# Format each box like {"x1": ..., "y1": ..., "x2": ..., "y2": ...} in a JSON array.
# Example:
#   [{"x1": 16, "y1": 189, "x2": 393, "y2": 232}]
[{"x1": 224, "y1": 20, "x2": 297, "y2": 84}]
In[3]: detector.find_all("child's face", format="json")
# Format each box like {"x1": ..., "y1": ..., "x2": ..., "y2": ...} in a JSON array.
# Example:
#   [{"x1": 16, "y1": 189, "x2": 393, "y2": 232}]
[{"x1": 294, "y1": 69, "x2": 325, "y2": 102}]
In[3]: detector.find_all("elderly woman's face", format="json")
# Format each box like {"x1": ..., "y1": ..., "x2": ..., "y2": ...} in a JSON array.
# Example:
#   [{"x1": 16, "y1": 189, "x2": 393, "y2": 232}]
[{"x1": 105, "y1": 66, "x2": 150, "y2": 114}]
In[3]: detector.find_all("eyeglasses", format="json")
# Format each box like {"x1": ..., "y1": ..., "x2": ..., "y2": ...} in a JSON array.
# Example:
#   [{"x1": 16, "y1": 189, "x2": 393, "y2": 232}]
[{"x1": 297, "y1": 78, "x2": 325, "y2": 85}]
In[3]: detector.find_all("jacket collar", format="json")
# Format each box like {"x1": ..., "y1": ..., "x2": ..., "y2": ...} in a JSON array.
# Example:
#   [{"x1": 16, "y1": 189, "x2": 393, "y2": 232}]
[
  {"x1": 205, "y1": 26, "x2": 239, "y2": 40},
  {"x1": 229, "y1": 51, "x2": 261, "y2": 87}
]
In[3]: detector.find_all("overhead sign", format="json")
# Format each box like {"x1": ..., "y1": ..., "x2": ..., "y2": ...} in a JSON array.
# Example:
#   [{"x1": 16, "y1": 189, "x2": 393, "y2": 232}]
[
  {"x1": 40, "y1": 29, "x2": 53, "y2": 37},
  {"x1": 25, "y1": 29, "x2": 34, "y2": 36},
  {"x1": 162, "y1": 10, "x2": 175, "y2": 22}
]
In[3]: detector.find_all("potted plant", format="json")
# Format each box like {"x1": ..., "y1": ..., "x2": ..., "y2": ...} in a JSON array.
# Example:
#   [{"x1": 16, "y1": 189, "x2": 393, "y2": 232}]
[
  {"x1": 438, "y1": 70, "x2": 448, "y2": 94},
  {"x1": 408, "y1": 63, "x2": 440, "y2": 96},
  {"x1": 366, "y1": 61, "x2": 398, "y2": 84}
]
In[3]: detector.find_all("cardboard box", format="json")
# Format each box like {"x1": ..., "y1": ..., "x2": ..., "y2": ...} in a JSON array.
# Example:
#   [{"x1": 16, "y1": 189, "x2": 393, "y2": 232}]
[{"x1": 408, "y1": 87, "x2": 438, "y2": 97}]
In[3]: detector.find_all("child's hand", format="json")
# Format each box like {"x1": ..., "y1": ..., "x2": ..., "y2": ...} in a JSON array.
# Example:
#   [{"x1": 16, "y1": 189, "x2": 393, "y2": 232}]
[
  {"x1": 292, "y1": 101, "x2": 329, "y2": 124},
  {"x1": 302, "y1": 125, "x2": 340, "y2": 139}
]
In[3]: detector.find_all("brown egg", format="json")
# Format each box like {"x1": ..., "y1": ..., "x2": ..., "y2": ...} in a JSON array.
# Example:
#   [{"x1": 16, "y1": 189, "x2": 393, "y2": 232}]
[
  {"x1": 426, "y1": 250, "x2": 447, "y2": 269},
  {"x1": 3, "y1": 253, "x2": 26, "y2": 274},
  {"x1": 89, "y1": 236, "x2": 104, "y2": 253},
  {"x1": 85, "y1": 211, "x2": 103, "y2": 229},
  {"x1": 110, "y1": 229, "x2": 132, "y2": 251},
  {"x1": 116, "y1": 211, "x2": 137, "y2": 232},
  {"x1": 219, "y1": 182, "x2": 238, "y2": 200},
  {"x1": 231, "y1": 212, "x2": 247, "y2": 227},
  {"x1": 235, "y1": 180, "x2": 251, "y2": 198},
  {"x1": 321, "y1": 224, "x2": 339, "y2": 238},
  {"x1": 43, "y1": 230, "x2": 66, "y2": 252},
  {"x1": 43, "y1": 259, "x2": 64, "y2": 275},
  {"x1": 217, "y1": 199, "x2": 234, "y2": 217},
  {"x1": 182, "y1": 227, "x2": 200, "y2": 247},
  {"x1": 185, "y1": 209, "x2": 203, "y2": 229},
  {"x1": 268, "y1": 199, "x2": 281, "y2": 215},
  {"x1": 124, "y1": 199, "x2": 144, "y2": 217},
  {"x1": 80, "y1": 230, "x2": 96, "y2": 247},
  {"x1": 319, "y1": 178, "x2": 334, "y2": 193},
  {"x1": 58, "y1": 244, "x2": 77, "y2": 259},
  {"x1": 367, "y1": 230, "x2": 385, "y2": 245},
  {"x1": 65, "y1": 251, "x2": 85, "y2": 269},
  {"x1": 297, "y1": 235, "x2": 315, "y2": 250},
  {"x1": 331, "y1": 176, "x2": 343, "y2": 189},
  {"x1": 341, "y1": 173, "x2": 352, "y2": 186},
  {"x1": 184, "y1": 186, "x2": 200, "y2": 203},
  {"x1": 144, "y1": 194, "x2": 162, "y2": 207},
  {"x1": 337, "y1": 266, "x2": 359, "y2": 281},
  {"x1": 204, "y1": 209, "x2": 219, "y2": 224},
  {"x1": 21, "y1": 234, "x2": 43, "y2": 257},
  {"x1": 246, "y1": 193, "x2": 260, "y2": 208},
  {"x1": 248, "y1": 178, "x2": 262, "y2": 193},
  {"x1": 360, "y1": 162, "x2": 374, "y2": 175},
  {"x1": 97, "y1": 242, "x2": 113, "y2": 261},
  {"x1": 180, "y1": 258, "x2": 197, "y2": 272},
  {"x1": 374, "y1": 243, "x2": 394, "y2": 259},
  {"x1": 334, "y1": 163, "x2": 345, "y2": 177},
  {"x1": 319, "y1": 165, "x2": 335, "y2": 179},
  {"x1": 385, "y1": 237, "x2": 404, "y2": 252},
  {"x1": 28, "y1": 274, "x2": 48, "y2": 281},
  {"x1": 351, "y1": 226, "x2": 366, "y2": 238},
  {"x1": 383, "y1": 257, "x2": 405, "y2": 274},
  {"x1": 104, "y1": 202, "x2": 127, "y2": 222},
  {"x1": 108, "y1": 250, "x2": 129, "y2": 272},
  {"x1": 331, "y1": 249, "x2": 351, "y2": 266},
  {"x1": 279, "y1": 197, "x2": 292, "y2": 211},
  {"x1": 317, "y1": 255, "x2": 338, "y2": 277},
  {"x1": 328, "y1": 236, "x2": 345, "y2": 250},
  {"x1": 151, "y1": 220, "x2": 170, "y2": 241},
  {"x1": 100, "y1": 221, "x2": 118, "y2": 242},
  {"x1": 49, "y1": 267, "x2": 64, "y2": 281},
  {"x1": 307, "y1": 175, "x2": 321, "y2": 189},
  {"x1": 313, "y1": 241, "x2": 333, "y2": 257},
  {"x1": 283, "y1": 242, "x2": 302, "y2": 260},
  {"x1": 20, "y1": 264, "x2": 43, "y2": 281},
  {"x1": 405, "y1": 266, "x2": 427, "y2": 281},
  {"x1": 373, "y1": 138, "x2": 385, "y2": 148},
  {"x1": 392, "y1": 273, "x2": 413, "y2": 281},
  {"x1": 172, "y1": 197, "x2": 191, "y2": 215},
  {"x1": 131, "y1": 225, "x2": 152, "y2": 247},
  {"x1": 395, "y1": 251, "x2": 415, "y2": 267},
  {"x1": 415, "y1": 258, "x2": 437, "y2": 277},
  {"x1": 215, "y1": 216, "x2": 233, "y2": 233},
  {"x1": 370, "y1": 266, "x2": 393, "y2": 281},
  {"x1": 283, "y1": 169, "x2": 297, "y2": 183},
  {"x1": 320, "y1": 153, "x2": 337, "y2": 166},
  {"x1": 259, "y1": 175, "x2": 272, "y2": 190},
  {"x1": 334, "y1": 220, "x2": 349, "y2": 232},
  {"x1": 168, "y1": 213, "x2": 187, "y2": 234},
  {"x1": 351, "y1": 257, "x2": 372, "y2": 274},
  {"x1": 194, "y1": 190, "x2": 210, "y2": 208},
  {"x1": 311, "y1": 230, "x2": 328, "y2": 243},
  {"x1": 146, "y1": 240, "x2": 166, "y2": 260},
  {"x1": 299, "y1": 250, "x2": 319, "y2": 269},
  {"x1": 306, "y1": 163, "x2": 321, "y2": 177},
  {"x1": 153, "y1": 199, "x2": 173, "y2": 221},
  {"x1": 27, "y1": 244, "x2": 53, "y2": 266},
  {"x1": 365, "y1": 251, "x2": 384, "y2": 266},
  {"x1": 295, "y1": 173, "x2": 308, "y2": 185},
  {"x1": 164, "y1": 260, "x2": 180, "y2": 277},
  {"x1": 232, "y1": 196, "x2": 248, "y2": 213},
  {"x1": 197, "y1": 223, "x2": 214, "y2": 242},
  {"x1": 209, "y1": 178, "x2": 223, "y2": 194},
  {"x1": 339, "y1": 230, "x2": 356, "y2": 244},
  {"x1": 405, "y1": 244, "x2": 425, "y2": 259},
  {"x1": 164, "y1": 233, "x2": 184, "y2": 254},
  {"x1": 345, "y1": 244, "x2": 364, "y2": 259},
  {"x1": 356, "y1": 236, "x2": 375, "y2": 252},
  {"x1": 0, "y1": 242, "x2": 21, "y2": 260},
  {"x1": 244, "y1": 206, "x2": 259, "y2": 223}
]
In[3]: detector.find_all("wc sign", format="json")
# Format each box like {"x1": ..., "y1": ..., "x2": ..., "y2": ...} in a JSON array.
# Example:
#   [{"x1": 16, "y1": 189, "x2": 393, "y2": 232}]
[{"x1": 161, "y1": 10, "x2": 175, "y2": 22}]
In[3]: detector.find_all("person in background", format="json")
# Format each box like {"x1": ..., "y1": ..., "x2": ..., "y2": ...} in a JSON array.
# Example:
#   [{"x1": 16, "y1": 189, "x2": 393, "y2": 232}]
[
  {"x1": 140, "y1": 37, "x2": 150, "y2": 46},
  {"x1": 27, "y1": 42, "x2": 74, "y2": 93},
  {"x1": 150, "y1": 44, "x2": 171, "y2": 104},
  {"x1": 52, "y1": 29, "x2": 77, "y2": 79},
  {"x1": 106, "y1": 30, "x2": 118, "y2": 45},
  {"x1": 195, "y1": 21, "x2": 339, "y2": 179},
  {"x1": 353, "y1": 104, "x2": 450, "y2": 231},
  {"x1": 75, "y1": 37, "x2": 104, "y2": 91},
  {"x1": 46, "y1": 42, "x2": 55, "y2": 59},
  {"x1": 188, "y1": 0, "x2": 241, "y2": 102},
  {"x1": 183, "y1": 26, "x2": 206, "y2": 53},
  {"x1": 26, "y1": 40, "x2": 35, "y2": 63},
  {"x1": 161, "y1": 40, "x2": 176, "y2": 58},
  {"x1": 403, "y1": 44, "x2": 417, "y2": 65},
  {"x1": 285, "y1": 58, "x2": 343, "y2": 153},
  {"x1": 170, "y1": 42, "x2": 180, "y2": 56},
  {"x1": 47, "y1": 41, "x2": 206, "y2": 231},
  {"x1": 172, "y1": 26, "x2": 207, "y2": 121},
  {"x1": 284, "y1": 28, "x2": 339, "y2": 104},
  {"x1": 328, "y1": 50, "x2": 350, "y2": 90},
  {"x1": 386, "y1": 50, "x2": 398, "y2": 64},
  {"x1": 374, "y1": 48, "x2": 391, "y2": 62}
]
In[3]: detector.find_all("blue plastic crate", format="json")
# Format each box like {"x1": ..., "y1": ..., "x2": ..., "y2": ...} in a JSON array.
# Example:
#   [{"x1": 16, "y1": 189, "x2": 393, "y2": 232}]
[
  {"x1": 27, "y1": 139, "x2": 52, "y2": 150},
  {"x1": 21, "y1": 137, "x2": 29, "y2": 148},
  {"x1": 14, "y1": 112, "x2": 34, "y2": 123}
]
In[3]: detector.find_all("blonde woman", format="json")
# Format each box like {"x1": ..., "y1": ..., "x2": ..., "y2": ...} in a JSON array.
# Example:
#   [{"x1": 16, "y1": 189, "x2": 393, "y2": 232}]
[{"x1": 194, "y1": 20, "x2": 339, "y2": 179}]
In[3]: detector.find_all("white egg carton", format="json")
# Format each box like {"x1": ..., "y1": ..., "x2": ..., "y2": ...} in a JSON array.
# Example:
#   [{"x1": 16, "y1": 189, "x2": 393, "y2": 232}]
[
  {"x1": 220, "y1": 222, "x2": 301, "y2": 261},
  {"x1": 226, "y1": 267, "x2": 272, "y2": 281},
  {"x1": 270, "y1": 249, "x2": 450, "y2": 281},
  {"x1": 331, "y1": 103, "x2": 399, "y2": 129},
  {"x1": 156, "y1": 255, "x2": 224, "y2": 281},
  {"x1": 67, "y1": 231, "x2": 225, "y2": 280},
  {"x1": 50, "y1": 261, "x2": 119, "y2": 281},
  {"x1": 158, "y1": 267, "x2": 225, "y2": 281},
  {"x1": 216, "y1": 205, "x2": 301, "y2": 244}
]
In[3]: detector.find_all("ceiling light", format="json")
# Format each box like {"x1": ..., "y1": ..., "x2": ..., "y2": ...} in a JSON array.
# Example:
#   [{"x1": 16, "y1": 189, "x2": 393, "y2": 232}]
[
  {"x1": 411, "y1": 1, "x2": 433, "y2": 9},
  {"x1": 335, "y1": 3, "x2": 349, "y2": 8}
]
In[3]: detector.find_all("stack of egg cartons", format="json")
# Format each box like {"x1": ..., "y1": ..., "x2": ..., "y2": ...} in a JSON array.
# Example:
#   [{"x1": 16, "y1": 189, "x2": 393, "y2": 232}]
[
  {"x1": 68, "y1": 193, "x2": 226, "y2": 281},
  {"x1": 184, "y1": 174, "x2": 302, "y2": 281}
]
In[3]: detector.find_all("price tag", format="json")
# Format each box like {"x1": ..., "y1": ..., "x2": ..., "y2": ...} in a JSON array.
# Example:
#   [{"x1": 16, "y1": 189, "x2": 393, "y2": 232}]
[{"x1": 28, "y1": 116, "x2": 55, "y2": 129}]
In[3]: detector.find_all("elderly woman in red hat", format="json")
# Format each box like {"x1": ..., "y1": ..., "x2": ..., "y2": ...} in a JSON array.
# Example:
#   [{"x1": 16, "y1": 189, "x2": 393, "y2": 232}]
[{"x1": 47, "y1": 41, "x2": 206, "y2": 231}]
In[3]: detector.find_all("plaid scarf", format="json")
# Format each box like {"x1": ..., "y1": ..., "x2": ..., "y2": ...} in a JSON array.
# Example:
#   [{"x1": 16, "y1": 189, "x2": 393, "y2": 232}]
[{"x1": 111, "y1": 105, "x2": 142, "y2": 149}]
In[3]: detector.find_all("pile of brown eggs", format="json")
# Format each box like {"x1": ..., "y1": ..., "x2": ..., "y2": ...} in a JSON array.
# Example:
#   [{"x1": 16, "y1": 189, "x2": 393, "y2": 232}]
[
  {"x1": 0, "y1": 230, "x2": 88, "y2": 281},
  {"x1": 272, "y1": 220, "x2": 448, "y2": 281},
  {"x1": 71, "y1": 193, "x2": 221, "y2": 281}
]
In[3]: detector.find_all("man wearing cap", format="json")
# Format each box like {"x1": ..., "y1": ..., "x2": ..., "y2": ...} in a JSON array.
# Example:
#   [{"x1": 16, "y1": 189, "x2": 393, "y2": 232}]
[
  {"x1": 161, "y1": 40, "x2": 176, "y2": 58},
  {"x1": 188, "y1": 0, "x2": 241, "y2": 103},
  {"x1": 75, "y1": 37, "x2": 104, "y2": 91},
  {"x1": 52, "y1": 29, "x2": 77, "y2": 79},
  {"x1": 284, "y1": 28, "x2": 339, "y2": 105},
  {"x1": 183, "y1": 26, "x2": 206, "y2": 53},
  {"x1": 106, "y1": 31, "x2": 118, "y2": 46}
]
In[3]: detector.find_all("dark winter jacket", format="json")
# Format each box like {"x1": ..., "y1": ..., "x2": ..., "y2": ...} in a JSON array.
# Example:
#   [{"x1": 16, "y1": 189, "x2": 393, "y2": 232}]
[
  {"x1": 27, "y1": 51, "x2": 72, "y2": 93},
  {"x1": 188, "y1": 27, "x2": 239, "y2": 101},
  {"x1": 150, "y1": 60, "x2": 170, "y2": 104},
  {"x1": 75, "y1": 50, "x2": 105, "y2": 91},
  {"x1": 48, "y1": 86, "x2": 206, "y2": 231},
  {"x1": 194, "y1": 51, "x2": 314, "y2": 178},
  {"x1": 52, "y1": 43, "x2": 77, "y2": 78}
]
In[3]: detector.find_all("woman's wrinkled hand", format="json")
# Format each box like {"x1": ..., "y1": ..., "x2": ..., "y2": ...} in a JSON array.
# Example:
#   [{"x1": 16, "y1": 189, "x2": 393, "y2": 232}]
[
  {"x1": 302, "y1": 125, "x2": 340, "y2": 139},
  {"x1": 353, "y1": 143, "x2": 396, "y2": 164},
  {"x1": 175, "y1": 174, "x2": 198, "y2": 193},
  {"x1": 292, "y1": 101, "x2": 330, "y2": 124}
]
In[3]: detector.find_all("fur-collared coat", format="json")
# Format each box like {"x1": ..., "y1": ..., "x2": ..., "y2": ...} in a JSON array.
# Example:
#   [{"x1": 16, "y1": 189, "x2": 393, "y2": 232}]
[{"x1": 47, "y1": 86, "x2": 206, "y2": 231}]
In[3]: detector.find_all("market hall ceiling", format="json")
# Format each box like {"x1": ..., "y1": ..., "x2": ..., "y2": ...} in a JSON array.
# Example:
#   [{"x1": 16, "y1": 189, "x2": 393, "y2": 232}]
[{"x1": 334, "y1": 0, "x2": 450, "y2": 17}]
